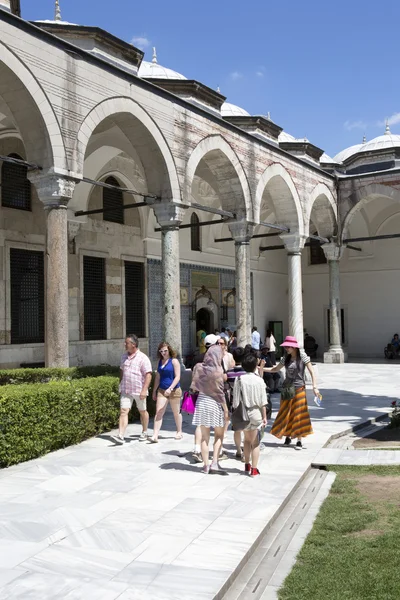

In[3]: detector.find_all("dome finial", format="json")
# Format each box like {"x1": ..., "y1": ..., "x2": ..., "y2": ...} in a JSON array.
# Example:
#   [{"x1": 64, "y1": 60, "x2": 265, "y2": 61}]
[
  {"x1": 267, "y1": 111, "x2": 271, "y2": 120},
  {"x1": 216, "y1": 85, "x2": 221, "y2": 93},
  {"x1": 152, "y1": 47, "x2": 157, "y2": 64},
  {"x1": 54, "y1": 0, "x2": 61, "y2": 21},
  {"x1": 385, "y1": 119, "x2": 391, "y2": 135},
  {"x1": 362, "y1": 134, "x2": 366, "y2": 143}
]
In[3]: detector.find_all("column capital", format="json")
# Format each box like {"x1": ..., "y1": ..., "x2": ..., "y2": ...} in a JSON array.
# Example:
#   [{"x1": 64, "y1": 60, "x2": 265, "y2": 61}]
[
  {"x1": 280, "y1": 232, "x2": 308, "y2": 254},
  {"x1": 229, "y1": 220, "x2": 254, "y2": 244},
  {"x1": 322, "y1": 242, "x2": 344, "y2": 262},
  {"x1": 28, "y1": 169, "x2": 79, "y2": 208},
  {"x1": 153, "y1": 202, "x2": 186, "y2": 229}
]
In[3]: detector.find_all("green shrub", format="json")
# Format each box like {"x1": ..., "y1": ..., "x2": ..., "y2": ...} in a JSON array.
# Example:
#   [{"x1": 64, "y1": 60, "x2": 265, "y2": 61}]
[
  {"x1": 0, "y1": 375, "x2": 156, "y2": 467},
  {"x1": 0, "y1": 365, "x2": 120, "y2": 386}
]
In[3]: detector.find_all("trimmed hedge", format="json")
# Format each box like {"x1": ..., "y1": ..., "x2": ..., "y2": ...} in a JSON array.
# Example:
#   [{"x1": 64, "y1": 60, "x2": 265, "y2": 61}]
[
  {"x1": 0, "y1": 375, "x2": 156, "y2": 467},
  {"x1": 0, "y1": 365, "x2": 120, "y2": 386}
]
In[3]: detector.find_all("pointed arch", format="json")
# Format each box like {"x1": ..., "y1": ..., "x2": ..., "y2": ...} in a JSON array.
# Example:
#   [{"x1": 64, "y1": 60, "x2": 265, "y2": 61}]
[
  {"x1": 255, "y1": 163, "x2": 304, "y2": 234},
  {"x1": 185, "y1": 135, "x2": 252, "y2": 219}
]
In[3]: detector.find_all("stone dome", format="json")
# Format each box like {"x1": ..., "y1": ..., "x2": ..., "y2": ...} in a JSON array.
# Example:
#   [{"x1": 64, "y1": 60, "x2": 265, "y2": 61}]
[
  {"x1": 221, "y1": 102, "x2": 250, "y2": 117},
  {"x1": 333, "y1": 142, "x2": 365, "y2": 163},
  {"x1": 138, "y1": 48, "x2": 186, "y2": 80},
  {"x1": 361, "y1": 125, "x2": 400, "y2": 153}
]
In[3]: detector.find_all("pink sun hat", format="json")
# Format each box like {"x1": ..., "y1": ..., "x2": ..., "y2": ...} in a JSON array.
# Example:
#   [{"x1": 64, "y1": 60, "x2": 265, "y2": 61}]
[{"x1": 280, "y1": 335, "x2": 300, "y2": 348}]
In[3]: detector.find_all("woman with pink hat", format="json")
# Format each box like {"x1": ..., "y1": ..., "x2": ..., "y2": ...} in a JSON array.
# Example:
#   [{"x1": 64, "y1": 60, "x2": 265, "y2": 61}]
[{"x1": 261, "y1": 335, "x2": 319, "y2": 449}]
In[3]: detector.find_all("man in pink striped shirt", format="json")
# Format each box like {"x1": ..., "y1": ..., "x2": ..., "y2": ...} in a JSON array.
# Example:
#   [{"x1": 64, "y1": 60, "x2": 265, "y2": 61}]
[{"x1": 112, "y1": 334, "x2": 152, "y2": 444}]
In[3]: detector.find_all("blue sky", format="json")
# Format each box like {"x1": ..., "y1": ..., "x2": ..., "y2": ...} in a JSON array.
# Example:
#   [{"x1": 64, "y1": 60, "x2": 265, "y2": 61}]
[{"x1": 24, "y1": 0, "x2": 400, "y2": 157}]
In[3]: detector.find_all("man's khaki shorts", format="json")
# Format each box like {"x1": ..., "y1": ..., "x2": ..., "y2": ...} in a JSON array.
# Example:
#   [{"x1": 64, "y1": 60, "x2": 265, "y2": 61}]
[{"x1": 120, "y1": 394, "x2": 146, "y2": 411}]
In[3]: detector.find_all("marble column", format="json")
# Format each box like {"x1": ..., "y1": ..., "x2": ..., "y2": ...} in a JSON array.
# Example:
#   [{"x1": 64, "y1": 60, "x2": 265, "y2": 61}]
[
  {"x1": 229, "y1": 221, "x2": 254, "y2": 347},
  {"x1": 29, "y1": 171, "x2": 77, "y2": 367},
  {"x1": 323, "y1": 243, "x2": 347, "y2": 363},
  {"x1": 280, "y1": 233, "x2": 307, "y2": 348},
  {"x1": 153, "y1": 203, "x2": 186, "y2": 358}
]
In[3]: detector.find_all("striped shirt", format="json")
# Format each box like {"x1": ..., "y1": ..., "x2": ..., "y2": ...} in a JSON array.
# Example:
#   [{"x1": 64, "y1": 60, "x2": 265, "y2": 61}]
[{"x1": 120, "y1": 350, "x2": 152, "y2": 396}]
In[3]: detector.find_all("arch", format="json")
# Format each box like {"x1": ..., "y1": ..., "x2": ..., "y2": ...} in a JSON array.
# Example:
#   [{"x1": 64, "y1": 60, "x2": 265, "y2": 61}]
[
  {"x1": 190, "y1": 212, "x2": 201, "y2": 251},
  {"x1": 341, "y1": 183, "x2": 400, "y2": 242},
  {"x1": 255, "y1": 163, "x2": 304, "y2": 235},
  {"x1": 306, "y1": 183, "x2": 337, "y2": 239},
  {"x1": 185, "y1": 135, "x2": 252, "y2": 219},
  {"x1": 0, "y1": 41, "x2": 66, "y2": 170},
  {"x1": 72, "y1": 97, "x2": 181, "y2": 201}
]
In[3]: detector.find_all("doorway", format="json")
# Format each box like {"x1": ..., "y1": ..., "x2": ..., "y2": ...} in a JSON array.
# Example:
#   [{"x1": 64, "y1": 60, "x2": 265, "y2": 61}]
[{"x1": 196, "y1": 307, "x2": 214, "y2": 335}]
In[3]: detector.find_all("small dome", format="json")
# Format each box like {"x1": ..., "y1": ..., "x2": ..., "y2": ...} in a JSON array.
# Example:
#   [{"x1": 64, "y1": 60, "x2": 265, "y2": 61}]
[
  {"x1": 320, "y1": 152, "x2": 337, "y2": 164},
  {"x1": 278, "y1": 131, "x2": 296, "y2": 143},
  {"x1": 361, "y1": 125, "x2": 400, "y2": 153},
  {"x1": 138, "y1": 48, "x2": 186, "y2": 80},
  {"x1": 221, "y1": 102, "x2": 250, "y2": 117}
]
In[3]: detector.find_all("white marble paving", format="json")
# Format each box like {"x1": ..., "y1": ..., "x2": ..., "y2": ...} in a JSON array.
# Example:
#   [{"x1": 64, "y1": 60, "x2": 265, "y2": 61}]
[{"x1": 0, "y1": 362, "x2": 399, "y2": 599}]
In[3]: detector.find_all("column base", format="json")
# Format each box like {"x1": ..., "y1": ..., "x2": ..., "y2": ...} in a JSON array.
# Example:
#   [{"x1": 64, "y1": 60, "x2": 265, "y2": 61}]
[{"x1": 323, "y1": 348, "x2": 348, "y2": 363}]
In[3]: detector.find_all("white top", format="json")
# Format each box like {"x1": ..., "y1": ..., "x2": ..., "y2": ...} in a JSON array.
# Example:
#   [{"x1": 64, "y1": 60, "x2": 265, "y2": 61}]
[
  {"x1": 232, "y1": 372, "x2": 267, "y2": 410},
  {"x1": 265, "y1": 334, "x2": 276, "y2": 352},
  {"x1": 251, "y1": 330, "x2": 261, "y2": 350}
]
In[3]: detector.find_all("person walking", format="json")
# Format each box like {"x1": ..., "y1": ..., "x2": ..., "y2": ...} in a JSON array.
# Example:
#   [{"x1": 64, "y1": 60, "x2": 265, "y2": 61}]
[
  {"x1": 265, "y1": 329, "x2": 277, "y2": 364},
  {"x1": 113, "y1": 334, "x2": 152, "y2": 444},
  {"x1": 263, "y1": 335, "x2": 319, "y2": 450},
  {"x1": 232, "y1": 353, "x2": 268, "y2": 477},
  {"x1": 150, "y1": 342, "x2": 182, "y2": 443},
  {"x1": 226, "y1": 346, "x2": 247, "y2": 460},
  {"x1": 259, "y1": 345, "x2": 280, "y2": 393},
  {"x1": 191, "y1": 344, "x2": 229, "y2": 474},
  {"x1": 251, "y1": 326, "x2": 261, "y2": 350}
]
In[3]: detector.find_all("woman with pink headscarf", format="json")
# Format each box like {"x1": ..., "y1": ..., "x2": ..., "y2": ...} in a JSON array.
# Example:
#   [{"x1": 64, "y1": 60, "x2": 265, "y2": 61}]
[{"x1": 191, "y1": 345, "x2": 229, "y2": 474}]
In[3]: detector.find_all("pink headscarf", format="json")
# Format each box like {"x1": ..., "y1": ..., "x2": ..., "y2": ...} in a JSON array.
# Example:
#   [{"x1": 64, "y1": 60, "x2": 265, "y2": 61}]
[{"x1": 191, "y1": 345, "x2": 225, "y2": 403}]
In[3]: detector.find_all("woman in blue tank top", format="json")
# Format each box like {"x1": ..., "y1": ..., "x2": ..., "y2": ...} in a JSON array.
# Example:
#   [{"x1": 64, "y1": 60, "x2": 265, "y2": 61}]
[{"x1": 149, "y1": 341, "x2": 182, "y2": 443}]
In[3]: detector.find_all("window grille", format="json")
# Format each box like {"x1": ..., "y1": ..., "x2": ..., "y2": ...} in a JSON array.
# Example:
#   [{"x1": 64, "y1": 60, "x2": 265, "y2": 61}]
[
  {"x1": 309, "y1": 233, "x2": 327, "y2": 265},
  {"x1": 103, "y1": 176, "x2": 124, "y2": 224},
  {"x1": 125, "y1": 261, "x2": 145, "y2": 337},
  {"x1": 1, "y1": 153, "x2": 31, "y2": 211},
  {"x1": 190, "y1": 212, "x2": 201, "y2": 251},
  {"x1": 83, "y1": 256, "x2": 107, "y2": 340},
  {"x1": 10, "y1": 248, "x2": 44, "y2": 344}
]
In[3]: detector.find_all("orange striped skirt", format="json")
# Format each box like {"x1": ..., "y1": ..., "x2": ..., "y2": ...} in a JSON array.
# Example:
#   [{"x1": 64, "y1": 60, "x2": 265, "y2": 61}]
[{"x1": 270, "y1": 386, "x2": 313, "y2": 439}]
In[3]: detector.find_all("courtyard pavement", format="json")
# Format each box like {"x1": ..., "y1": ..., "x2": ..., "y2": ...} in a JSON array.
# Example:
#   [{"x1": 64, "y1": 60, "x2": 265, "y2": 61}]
[{"x1": 0, "y1": 361, "x2": 400, "y2": 600}]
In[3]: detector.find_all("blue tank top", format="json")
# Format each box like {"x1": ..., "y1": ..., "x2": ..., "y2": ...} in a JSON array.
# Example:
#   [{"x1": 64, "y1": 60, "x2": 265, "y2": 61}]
[{"x1": 158, "y1": 358, "x2": 180, "y2": 389}]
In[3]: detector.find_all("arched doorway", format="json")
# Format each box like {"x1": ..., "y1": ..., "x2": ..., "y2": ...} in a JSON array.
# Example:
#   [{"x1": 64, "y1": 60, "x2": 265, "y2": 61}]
[{"x1": 196, "y1": 307, "x2": 214, "y2": 336}]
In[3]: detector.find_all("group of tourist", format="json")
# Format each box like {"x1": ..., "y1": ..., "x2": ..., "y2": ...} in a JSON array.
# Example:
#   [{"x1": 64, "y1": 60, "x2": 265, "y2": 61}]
[{"x1": 112, "y1": 331, "x2": 320, "y2": 477}]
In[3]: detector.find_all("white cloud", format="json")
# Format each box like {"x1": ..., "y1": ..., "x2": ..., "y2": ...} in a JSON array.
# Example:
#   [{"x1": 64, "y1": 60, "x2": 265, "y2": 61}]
[
  {"x1": 131, "y1": 35, "x2": 151, "y2": 50},
  {"x1": 377, "y1": 112, "x2": 400, "y2": 127},
  {"x1": 256, "y1": 66, "x2": 265, "y2": 78},
  {"x1": 344, "y1": 119, "x2": 367, "y2": 131},
  {"x1": 230, "y1": 71, "x2": 243, "y2": 81}
]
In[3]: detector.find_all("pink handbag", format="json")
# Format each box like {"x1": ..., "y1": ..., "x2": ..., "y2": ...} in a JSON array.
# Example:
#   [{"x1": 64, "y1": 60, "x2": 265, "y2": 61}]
[{"x1": 181, "y1": 391, "x2": 198, "y2": 414}]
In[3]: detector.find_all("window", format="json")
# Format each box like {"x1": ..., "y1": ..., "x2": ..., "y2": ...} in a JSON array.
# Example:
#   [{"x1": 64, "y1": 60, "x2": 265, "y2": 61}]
[
  {"x1": 103, "y1": 176, "x2": 124, "y2": 224},
  {"x1": 327, "y1": 308, "x2": 345, "y2": 345},
  {"x1": 10, "y1": 248, "x2": 44, "y2": 344},
  {"x1": 125, "y1": 261, "x2": 145, "y2": 337},
  {"x1": 83, "y1": 256, "x2": 106, "y2": 340},
  {"x1": 190, "y1": 212, "x2": 201, "y2": 251},
  {"x1": 309, "y1": 233, "x2": 327, "y2": 265},
  {"x1": 1, "y1": 154, "x2": 31, "y2": 211}
]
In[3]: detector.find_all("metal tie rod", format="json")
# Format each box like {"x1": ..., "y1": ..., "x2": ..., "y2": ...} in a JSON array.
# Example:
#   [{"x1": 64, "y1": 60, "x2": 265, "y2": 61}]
[
  {"x1": 258, "y1": 220, "x2": 289, "y2": 232},
  {"x1": 189, "y1": 201, "x2": 235, "y2": 219},
  {"x1": 344, "y1": 233, "x2": 400, "y2": 243},
  {"x1": 75, "y1": 201, "x2": 148, "y2": 217},
  {"x1": 154, "y1": 217, "x2": 229, "y2": 233},
  {"x1": 0, "y1": 154, "x2": 42, "y2": 170},
  {"x1": 81, "y1": 176, "x2": 158, "y2": 199}
]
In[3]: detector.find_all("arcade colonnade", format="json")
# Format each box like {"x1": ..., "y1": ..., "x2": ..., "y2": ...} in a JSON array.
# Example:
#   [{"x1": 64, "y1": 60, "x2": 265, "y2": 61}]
[{"x1": 0, "y1": 11, "x2": 347, "y2": 368}]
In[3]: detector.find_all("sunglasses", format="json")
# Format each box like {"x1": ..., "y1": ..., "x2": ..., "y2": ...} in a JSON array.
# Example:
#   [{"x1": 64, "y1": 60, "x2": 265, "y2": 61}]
[
  {"x1": 160, "y1": 349, "x2": 169, "y2": 354},
  {"x1": 217, "y1": 341, "x2": 225, "y2": 346}
]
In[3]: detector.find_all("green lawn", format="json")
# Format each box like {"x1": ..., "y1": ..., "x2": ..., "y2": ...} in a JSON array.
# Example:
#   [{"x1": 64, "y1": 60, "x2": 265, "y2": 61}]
[{"x1": 278, "y1": 466, "x2": 400, "y2": 600}]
